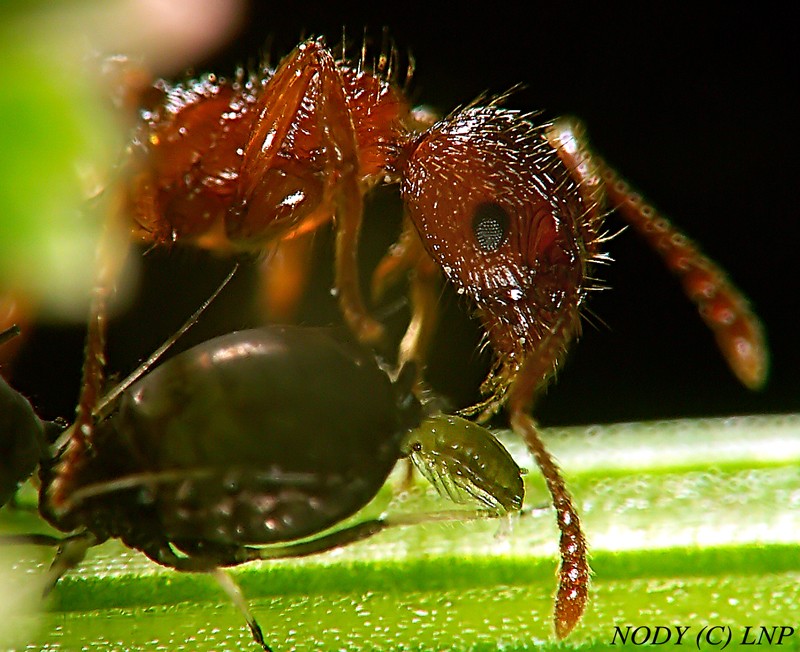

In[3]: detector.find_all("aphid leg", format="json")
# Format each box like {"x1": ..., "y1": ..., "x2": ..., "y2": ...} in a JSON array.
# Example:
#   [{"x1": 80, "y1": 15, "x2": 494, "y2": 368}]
[
  {"x1": 548, "y1": 117, "x2": 768, "y2": 389},
  {"x1": 244, "y1": 508, "x2": 509, "y2": 564},
  {"x1": 258, "y1": 234, "x2": 314, "y2": 323},
  {"x1": 402, "y1": 414, "x2": 525, "y2": 514},
  {"x1": 141, "y1": 543, "x2": 273, "y2": 650},
  {"x1": 151, "y1": 510, "x2": 511, "y2": 651},
  {"x1": 212, "y1": 569, "x2": 270, "y2": 652},
  {"x1": 41, "y1": 532, "x2": 98, "y2": 596},
  {"x1": 0, "y1": 323, "x2": 21, "y2": 346},
  {"x1": 0, "y1": 533, "x2": 64, "y2": 546}
]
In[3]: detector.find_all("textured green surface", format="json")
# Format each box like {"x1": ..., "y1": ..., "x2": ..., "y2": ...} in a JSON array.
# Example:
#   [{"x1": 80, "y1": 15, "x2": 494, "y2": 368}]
[{"x1": 2, "y1": 415, "x2": 799, "y2": 650}]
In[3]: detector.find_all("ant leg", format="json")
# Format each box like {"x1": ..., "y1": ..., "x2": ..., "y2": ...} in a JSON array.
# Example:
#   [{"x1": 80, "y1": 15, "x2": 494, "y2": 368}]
[
  {"x1": 313, "y1": 52, "x2": 384, "y2": 344},
  {"x1": 238, "y1": 40, "x2": 382, "y2": 343},
  {"x1": 372, "y1": 221, "x2": 442, "y2": 370},
  {"x1": 548, "y1": 118, "x2": 768, "y2": 389},
  {"x1": 504, "y1": 310, "x2": 588, "y2": 640},
  {"x1": 258, "y1": 234, "x2": 314, "y2": 323},
  {"x1": 372, "y1": 218, "x2": 424, "y2": 302},
  {"x1": 400, "y1": 245, "x2": 441, "y2": 372},
  {"x1": 333, "y1": 178, "x2": 384, "y2": 343},
  {"x1": 373, "y1": 224, "x2": 441, "y2": 489},
  {"x1": 403, "y1": 254, "x2": 442, "y2": 368},
  {"x1": 48, "y1": 222, "x2": 131, "y2": 511}
]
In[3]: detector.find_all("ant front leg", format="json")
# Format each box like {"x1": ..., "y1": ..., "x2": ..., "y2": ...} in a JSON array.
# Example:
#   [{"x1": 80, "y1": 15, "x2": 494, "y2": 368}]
[
  {"x1": 547, "y1": 118, "x2": 769, "y2": 389},
  {"x1": 48, "y1": 222, "x2": 131, "y2": 511},
  {"x1": 505, "y1": 315, "x2": 589, "y2": 640},
  {"x1": 317, "y1": 67, "x2": 385, "y2": 345},
  {"x1": 236, "y1": 39, "x2": 383, "y2": 344}
]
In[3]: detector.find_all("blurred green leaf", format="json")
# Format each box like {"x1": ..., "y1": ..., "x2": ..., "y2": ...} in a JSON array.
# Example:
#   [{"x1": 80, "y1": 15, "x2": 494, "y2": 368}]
[{"x1": 0, "y1": 5, "x2": 116, "y2": 320}]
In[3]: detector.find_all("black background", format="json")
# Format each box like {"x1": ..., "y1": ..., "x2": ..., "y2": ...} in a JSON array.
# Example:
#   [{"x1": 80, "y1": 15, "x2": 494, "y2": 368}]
[{"x1": 12, "y1": 2, "x2": 798, "y2": 427}]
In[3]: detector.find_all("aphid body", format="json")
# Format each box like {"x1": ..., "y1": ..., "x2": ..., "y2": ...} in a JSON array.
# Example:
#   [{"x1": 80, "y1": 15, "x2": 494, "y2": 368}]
[
  {"x1": 0, "y1": 326, "x2": 47, "y2": 507},
  {"x1": 0, "y1": 374, "x2": 46, "y2": 508},
  {"x1": 42, "y1": 326, "x2": 421, "y2": 552},
  {"x1": 16, "y1": 324, "x2": 522, "y2": 650},
  {"x1": 403, "y1": 414, "x2": 524, "y2": 514}
]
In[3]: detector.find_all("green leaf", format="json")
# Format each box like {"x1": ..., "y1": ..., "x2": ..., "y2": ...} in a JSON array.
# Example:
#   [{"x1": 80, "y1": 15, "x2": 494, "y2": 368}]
[
  {"x1": 2, "y1": 415, "x2": 799, "y2": 651},
  {"x1": 0, "y1": 5, "x2": 116, "y2": 321}
]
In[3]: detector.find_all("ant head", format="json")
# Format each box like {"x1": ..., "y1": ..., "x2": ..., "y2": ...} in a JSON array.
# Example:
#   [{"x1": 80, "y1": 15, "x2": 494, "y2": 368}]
[{"x1": 400, "y1": 103, "x2": 590, "y2": 376}]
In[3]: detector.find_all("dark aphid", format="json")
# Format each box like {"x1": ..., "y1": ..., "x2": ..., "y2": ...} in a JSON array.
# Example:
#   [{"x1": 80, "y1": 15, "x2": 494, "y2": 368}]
[
  {"x1": 43, "y1": 326, "x2": 421, "y2": 543},
  {"x1": 16, "y1": 325, "x2": 521, "y2": 651},
  {"x1": 0, "y1": 374, "x2": 45, "y2": 508},
  {"x1": 0, "y1": 326, "x2": 47, "y2": 507}
]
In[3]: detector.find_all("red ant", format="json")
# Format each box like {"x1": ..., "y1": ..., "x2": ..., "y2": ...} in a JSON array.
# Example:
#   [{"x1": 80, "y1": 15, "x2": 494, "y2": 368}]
[{"x1": 42, "y1": 34, "x2": 767, "y2": 641}]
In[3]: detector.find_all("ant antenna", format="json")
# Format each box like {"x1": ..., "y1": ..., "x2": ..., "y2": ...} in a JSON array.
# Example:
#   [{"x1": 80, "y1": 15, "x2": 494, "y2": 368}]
[{"x1": 93, "y1": 264, "x2": 239, "y2": 419}]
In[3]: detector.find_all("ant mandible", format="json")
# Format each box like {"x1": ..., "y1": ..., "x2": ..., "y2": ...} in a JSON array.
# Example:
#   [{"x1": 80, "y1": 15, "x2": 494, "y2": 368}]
[{"x1": 48, "y1": 34, "x2": 767, "y2": 640}]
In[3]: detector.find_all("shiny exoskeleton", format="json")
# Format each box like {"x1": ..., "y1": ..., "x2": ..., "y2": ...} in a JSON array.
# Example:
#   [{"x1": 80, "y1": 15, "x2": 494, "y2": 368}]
[
  {"x1": 42, "y1": 326, "x2": 421, "y2": 547},
  {"x1": 0, "y1": 374, "x2": 45, "y2": 508},
  {"x1": 45, "y1": 35, "x2": 767, "y2": 641},
  {"x1": 25, "y1": 325, "x2": 522, "y2": 650},
  {"x1": 0, "y1": 326, "x2": 47, "y2": 507}
]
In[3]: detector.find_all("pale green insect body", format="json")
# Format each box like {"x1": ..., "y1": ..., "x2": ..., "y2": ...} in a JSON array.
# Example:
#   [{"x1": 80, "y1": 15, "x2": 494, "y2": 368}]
[{"x1": 402, "y1": 414, "x2": 524, "y2": 514}]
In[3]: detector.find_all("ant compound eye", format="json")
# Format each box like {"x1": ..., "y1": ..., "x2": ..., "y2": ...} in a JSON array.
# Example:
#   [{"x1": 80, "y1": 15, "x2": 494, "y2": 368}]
[{"x1": 472, "y1": 202, "x2": 509, "y2": 252}]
